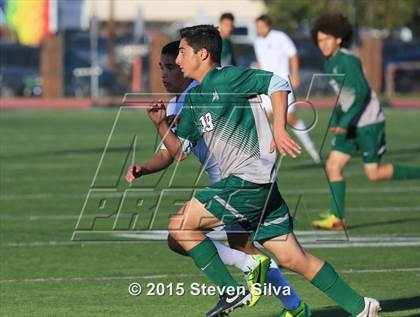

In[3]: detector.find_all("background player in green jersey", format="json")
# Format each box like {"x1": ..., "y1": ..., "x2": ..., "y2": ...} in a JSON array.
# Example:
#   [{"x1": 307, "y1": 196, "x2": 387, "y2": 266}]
[
  {"x1": 148, "y1": 25, "x2": 380, "y2": 317},
  {"x1": 310, "y1": 14, "x2": 420, "y2": 230},
  {"x1": 218, "y1": 12, "x2": 236, "y2": 67}
]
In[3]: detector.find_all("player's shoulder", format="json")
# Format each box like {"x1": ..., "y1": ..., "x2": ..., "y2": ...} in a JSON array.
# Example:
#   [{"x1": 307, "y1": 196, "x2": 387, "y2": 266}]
[
  {"x1": 337, "y1": 48, "x2": 360, "y2": 64},
  {"x1": 166, "y1": 96, "x2": 179, "y2": 116},
  {"x1": 211, "y1": 65, "x2": 264, "y2": 82},
  {"x1": 215, "y1": 65, "x2": 242, "y2": 74},
  {"x1": 327, "y1": 48, "x2": 361, "y2": 72},
  {"x1": 184, "y1": 88, "x2": 197, "y2": 106},
  {"x1": 255, "y1": 36, "x2": 264, "y2": 45},
  {"x1": 205, "y1": 65, "x2": 239, "y2": 82},
  {"x1": 270, "y1": 29, "x2": 292, "y2": 41},
  {"x1": 188, "y1": 85, "x2": 199, "y2": 95},
  {"x1": 185, "y1": 80, "x2": 199, "y2": 96},
  {"x1": 340, "y1": 49, "x2": 364, "y2": 72}
]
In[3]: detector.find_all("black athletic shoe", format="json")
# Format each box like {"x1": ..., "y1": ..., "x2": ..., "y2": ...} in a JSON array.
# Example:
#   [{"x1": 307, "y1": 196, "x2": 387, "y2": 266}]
[{"x1": 206, "y1": 289, "x2": 251, "y2": 317}]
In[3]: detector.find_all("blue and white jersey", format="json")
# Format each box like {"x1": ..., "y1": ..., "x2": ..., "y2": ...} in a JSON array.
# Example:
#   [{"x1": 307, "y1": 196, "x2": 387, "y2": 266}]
[{"x1": 161, "y1": 80, "x2": 221, "y2": 184}]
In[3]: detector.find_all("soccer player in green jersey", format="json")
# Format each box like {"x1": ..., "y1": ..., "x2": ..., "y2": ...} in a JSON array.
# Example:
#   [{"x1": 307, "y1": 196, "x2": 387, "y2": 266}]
[
  {"x1": 127, "y1": 40, "x2": 310, "y2": 316},
  {"x1": 148, "y1": 25, "x2": 380, "y2": 317},
  {"x1": 219, "y1": 12, "x2": 236, "y2": 66},
  {"x1": 310, "y1": 14, "x2": 420, "y2": 230}
]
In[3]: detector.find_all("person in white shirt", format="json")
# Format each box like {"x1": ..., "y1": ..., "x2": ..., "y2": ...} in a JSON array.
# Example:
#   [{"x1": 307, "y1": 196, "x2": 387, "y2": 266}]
[{"x1": 254, "y1": 15, "x2": 320, "y2": 163}]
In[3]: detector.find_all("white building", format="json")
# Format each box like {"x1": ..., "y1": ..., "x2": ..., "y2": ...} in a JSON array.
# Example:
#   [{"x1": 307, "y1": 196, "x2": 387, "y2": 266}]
[
  {"x1": 81, "y1": 0, "x2": 267, "y2": 46},
  {"x1": 82, "y1": 0, "x2": 266, "y2": 25}
]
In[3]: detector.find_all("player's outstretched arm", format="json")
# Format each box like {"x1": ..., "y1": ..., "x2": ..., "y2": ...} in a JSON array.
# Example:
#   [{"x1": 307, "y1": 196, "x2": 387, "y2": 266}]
[
  {"x1": 147, "y1": 101, "x2": 185, "y2": 161},
  {"x1": 125, "y1": 149, "x2": 174, "y2": 184},
  {"x1": 270, "y1": 91, "x2": 302, "y2": 158},
  {"x1": 290, "y1": 54, "x2": 300, "y2": 89}
]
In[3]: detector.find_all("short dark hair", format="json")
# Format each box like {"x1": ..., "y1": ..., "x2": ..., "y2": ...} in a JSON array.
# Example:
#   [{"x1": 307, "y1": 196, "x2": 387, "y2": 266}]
[
  {"x1": 161, "y1": 40, "x2": 180, "y2": 59},
  {"x1": 220, "y1": 12, "x2": 234, "y2": 22},
  {"x1": 311, "y1": 14, "x2": 353, "y2": 48},
  {"x1": 256, "y1": 14, "x2": 272, "y2": 26},
  {"x1": 179, "y1": 25, "x2": 222, "y2": 64}
]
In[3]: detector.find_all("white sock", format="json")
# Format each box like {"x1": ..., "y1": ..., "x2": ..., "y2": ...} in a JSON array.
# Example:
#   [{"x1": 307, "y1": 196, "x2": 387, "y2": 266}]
[
  {"x1": 270, "y1": 260, "x2": 278, "y2": 270},
  {"x1": 212, "y1": 240, "x2": 257, "y2": 272},
  {"x1": 292, "y1": 119, "x2": 317, "y2": 152}
]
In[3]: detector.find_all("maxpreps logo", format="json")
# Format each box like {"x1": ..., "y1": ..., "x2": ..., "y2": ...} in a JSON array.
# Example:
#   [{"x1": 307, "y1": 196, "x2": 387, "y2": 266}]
[{"x1": 72, "y1": 73, "x2": 347, "y2": 242}]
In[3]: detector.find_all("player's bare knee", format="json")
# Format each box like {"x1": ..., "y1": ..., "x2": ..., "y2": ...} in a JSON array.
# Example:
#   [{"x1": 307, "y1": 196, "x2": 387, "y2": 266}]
[
  {"x1": 167, "y1": 216, "x2": 185, "y2": 239},
  {"x1": 326, "y1": 160, "x2": 342, "y2": 178},
  {"x1": 366, "y1": 171, "x2": 380, "y2": 181},
  {"x1": 168, "y1": 227, "x2": 188, "y2": 243},
  {"x1": 326, "y1": 159, "x2": 336, "y2": 173},
  {"x1": 276, "y1": 256, "x2": 298, "y2": 271},
  {"x1": 270, "y1": 251, "x2": 300, "y2": 271},
  {"x1": 367, "y1": 174, "x2": 379, "y2": 181}
]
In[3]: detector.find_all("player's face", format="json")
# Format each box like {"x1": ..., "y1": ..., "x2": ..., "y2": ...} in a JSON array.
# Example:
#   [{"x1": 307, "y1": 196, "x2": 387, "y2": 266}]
[
  {"x1": 256, "y1": 20, "x2": 270, "y2": 37},
  {"x1": 176, "y1": 39, "x2": 201, "y2": 78},
  {"x1": 159, "y1": 54, "x2": 184, "y2": 93},
  {"x1": 219, "y1": 18, "x2": 234, "y2": 39},
  {"x1": 317, "y1": 31, "x2": 341, "y2": 59}
]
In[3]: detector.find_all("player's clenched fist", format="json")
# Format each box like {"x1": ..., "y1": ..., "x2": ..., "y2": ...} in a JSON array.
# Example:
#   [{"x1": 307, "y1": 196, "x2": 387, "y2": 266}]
[
  {"x1": 147, "y1": 100, "x2": 167, "y2": 126},
  {"x1": 126, "y1": 164, "x2": 142, "y2": 183}
]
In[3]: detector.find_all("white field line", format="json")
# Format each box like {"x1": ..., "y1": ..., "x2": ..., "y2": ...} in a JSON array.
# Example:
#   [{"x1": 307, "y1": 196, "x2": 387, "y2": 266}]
[
  {"x1": 0, "y1": 191, "x2": 159, "y2": 201},
  {"x1": 1, "y1": 267, "x2": 420, "y2": 284},
  {"x1": 1, "y1": 186, "x2": 420, "y2": 200},
  {"x1": 0, "y1": 215, "x2": 81, "y2": 221},
  {"x1": 1, "y1": 206, "x2": 419, "y2": 222},
  {"x1": 2, "y1": 234, "x2": 420, "y2": 248},
  {"x1": 0, "y1": 169, "x2": 361, "y2": 182},
  {"x1": 113, "y1": 232, "x2": 420, "y2": 243},
  {"x1": 1, "y1": 158, "x2": 320, "y2": 172},
  {"x1": 2, "y1": 175, "x2": 96, "y2": 183},
  {"x1": 301, "y1": 242, "x2": 420, "y2": 248}
]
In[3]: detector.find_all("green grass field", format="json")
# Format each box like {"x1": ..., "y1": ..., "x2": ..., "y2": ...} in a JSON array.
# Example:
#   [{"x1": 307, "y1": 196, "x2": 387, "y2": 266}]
[{"x1": 0, "y1": 108, "x2": 419, "y2": 317}]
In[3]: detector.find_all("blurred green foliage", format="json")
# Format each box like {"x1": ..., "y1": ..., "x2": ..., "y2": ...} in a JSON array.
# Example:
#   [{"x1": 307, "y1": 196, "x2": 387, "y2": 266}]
[{"x1": 263, "y1": 0, "x2": 420, "y2": 36}]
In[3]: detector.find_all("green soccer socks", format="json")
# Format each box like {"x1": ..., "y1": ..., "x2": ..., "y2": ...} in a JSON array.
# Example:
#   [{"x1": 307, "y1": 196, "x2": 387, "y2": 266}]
[
  {"x1": 329, "y1": 180, "x2": 346, "y2": 219},
  {"x1": 392, "y1": 164, "x2": 420, "y2": 180},
  {"x1": 311, "y1": 262, "x2": 365, "y2": 317},
  {"x1": 187, "y1": 238, "x2": 239, "y2": 288}
]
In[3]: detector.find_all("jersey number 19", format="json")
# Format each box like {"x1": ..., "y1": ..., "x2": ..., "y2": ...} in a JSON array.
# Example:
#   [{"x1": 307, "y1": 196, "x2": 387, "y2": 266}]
[{"x1": 199, "y1": 112, "x2": 214, "y2": 132}]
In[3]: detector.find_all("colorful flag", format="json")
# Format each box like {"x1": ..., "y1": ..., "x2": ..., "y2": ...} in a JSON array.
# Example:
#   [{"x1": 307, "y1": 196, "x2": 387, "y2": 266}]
[{"x1": 4, "y1": 0, "x2": 57, "y2": 46}]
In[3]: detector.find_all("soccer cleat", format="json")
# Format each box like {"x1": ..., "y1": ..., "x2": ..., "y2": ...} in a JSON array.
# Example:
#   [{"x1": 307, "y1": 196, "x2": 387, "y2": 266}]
[
  {"x1": 312, "y1": 214, "x2": 347, "y2": 230},
  {"x1": 245, "y1": 254, "x2": 271, "y2": 307},
  {"x1": 279, "y1": 301, "x2": 312, "y2": 317},
  {"x1": 206, "y1": 289, "x2": 251, "y2": 317},
  {"x1": 318, "y1": 211, "x2": 331, "y2": 219},
  {"x1": 356, "y1": 297, "x2": 381, "y2": 317}
]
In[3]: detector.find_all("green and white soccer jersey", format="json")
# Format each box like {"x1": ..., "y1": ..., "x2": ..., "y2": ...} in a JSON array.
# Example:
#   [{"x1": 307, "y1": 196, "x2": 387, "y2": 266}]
[
  {"x1": 221, "y1": 38, "x2": 236, "y2": 66},
  {"x1": 325, "y1": 49, "x2": 385, "y2": 130},
  {"x1": 177, "y1": 66, "x2": 288, "y2": 184},
  {"x1": 176, "y1": 66, "x2": 293, "y2": 240},
  {"x1": 325, "y1": 49, "x2": 386, "y2": 162}
]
